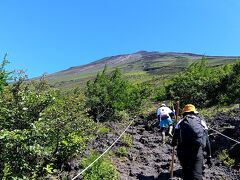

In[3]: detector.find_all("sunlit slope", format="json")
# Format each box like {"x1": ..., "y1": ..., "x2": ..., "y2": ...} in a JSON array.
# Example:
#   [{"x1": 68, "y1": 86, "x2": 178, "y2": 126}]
[{"x1": 43, "y1": 51, "x2": 239, "y2": 89}]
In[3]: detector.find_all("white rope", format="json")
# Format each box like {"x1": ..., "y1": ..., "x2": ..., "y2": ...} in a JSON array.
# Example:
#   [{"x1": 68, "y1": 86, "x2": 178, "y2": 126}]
[
  {"x1": 71, "y1": 118, "x2": 135, "y2": 180},
  {"x1": 209, "y1": 127, "x2": 240, "y2": 144}
]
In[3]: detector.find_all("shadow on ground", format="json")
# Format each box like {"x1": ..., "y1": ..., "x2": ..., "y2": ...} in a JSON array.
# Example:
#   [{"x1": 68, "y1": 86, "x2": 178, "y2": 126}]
[{"x1": 137, "y1": 169, "x2": 182, "y2": 180}]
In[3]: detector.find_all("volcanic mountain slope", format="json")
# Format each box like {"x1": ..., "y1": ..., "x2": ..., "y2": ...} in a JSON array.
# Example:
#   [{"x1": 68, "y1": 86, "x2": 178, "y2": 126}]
[
  {"x1": 61, "y1": 108, "x2": 240, "y2": 179},
  {"x1": 42, "y1": 51, "x2": 239, "y2": 89},
  {"x1": 111, "y1": 114, "x2": 240, "y2": 180},
  {"x1": 81, "y1": 109, "x2": 240, "y2": 180}
]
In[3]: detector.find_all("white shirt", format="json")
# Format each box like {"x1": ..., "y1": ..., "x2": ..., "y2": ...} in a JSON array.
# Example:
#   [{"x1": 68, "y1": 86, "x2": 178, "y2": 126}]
[{"x1": 157, "y1": 106, "x2": 173, "y2": 116}]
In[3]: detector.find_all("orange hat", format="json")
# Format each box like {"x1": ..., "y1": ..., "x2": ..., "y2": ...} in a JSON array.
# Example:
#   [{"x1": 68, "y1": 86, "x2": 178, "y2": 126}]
[{"x1": 182, "y1": 104, "x2": 199, "y2": 114}]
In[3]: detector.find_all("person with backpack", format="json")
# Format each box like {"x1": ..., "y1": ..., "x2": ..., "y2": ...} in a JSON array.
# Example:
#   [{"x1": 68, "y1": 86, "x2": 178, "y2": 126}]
[
  {"x1": 171, "y1": 104, "x2": 212, "y2": 180},
  {"x1": 156, "y1": 103, "x2": 175, "y2": 144}
]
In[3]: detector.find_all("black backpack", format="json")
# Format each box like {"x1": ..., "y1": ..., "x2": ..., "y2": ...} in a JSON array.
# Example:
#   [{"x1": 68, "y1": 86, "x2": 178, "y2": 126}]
[{"x1": 179, "y1": 115, "x2": 207, "y2": 148}]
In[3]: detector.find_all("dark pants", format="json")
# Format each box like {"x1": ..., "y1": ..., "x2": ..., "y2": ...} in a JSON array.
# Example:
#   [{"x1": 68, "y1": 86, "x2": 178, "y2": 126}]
[{"x1": 177, "y1": 146, "x2": 203, "y2": 180}]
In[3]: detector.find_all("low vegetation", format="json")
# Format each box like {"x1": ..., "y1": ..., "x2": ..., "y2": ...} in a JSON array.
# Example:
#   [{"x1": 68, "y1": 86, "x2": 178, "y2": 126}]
[
  {"x1": 121, "y1": 134, "x2": 133, "y2": 147},
  {"x1": 97, "y1": 126, "x2": 110, "y2": 135},
  {"x1": 116, "y1": 146, "x2": 128, "y2": 157},
  {"x1": 0, "y1": 59, "x2": 96, "y2": 178},
  {"x1": 218, "y1": 150, "x2": 235, "y2": 168},
  {"x1": 85, "y1": 66, "x2": 152, "y2": 123},
  {"x1": 0, "y1": 58, "x2": 151, "y2": 179},
  {"x1": 163, "y1": 58, "x2": 240, "y2": 107},
  {"x1": 0, "y1": 54, "x2": 11, "y2": 92},
  {"x1": 81, "y1": 152, "x2": 119, "y2": 180}
]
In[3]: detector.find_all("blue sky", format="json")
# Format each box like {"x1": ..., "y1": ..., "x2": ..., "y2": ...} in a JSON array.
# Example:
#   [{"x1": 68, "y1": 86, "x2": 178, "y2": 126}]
[{"x1": 0, "y1": 0, "x2": 239, "y2": 78}]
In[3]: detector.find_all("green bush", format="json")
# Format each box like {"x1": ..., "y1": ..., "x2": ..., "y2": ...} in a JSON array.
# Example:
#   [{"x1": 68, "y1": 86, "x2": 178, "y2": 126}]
[
  {"x1": 154, "y1": 86, "x2": 167, "y2": 101},
  {"x1": 0, "y1": 75, "x2": 96, "y2": 178},
  {"x1": 121, "y1": 134, "x2": 133, "y2": 147},
  {"x1": 97, "y1": 126, "x2": 110, "y2": 134},
  {"x1": 115, "y1": 110, "x2": 130, "y2": 122},
  {"x1": 82, "y1": 152, "x2": 119, "y2": 180},
  {"x1": 218, "y1": 61, "x2": 240, "y2": 104},
  {"x1": 85, "y1": 66, "x2": 151, "y2": 122},
  {"x1": 218, "y1": 150, "x2": 235, "y2": 168},
  {"x1": 165, "y1": 58, "x2": 233, "y2": 107},
  {"x1": 0, "y1": 54, "x2": 11, "y2": 92},
  {"x1": 116, "y1": 146, "x2": 128, "y2": 157}
]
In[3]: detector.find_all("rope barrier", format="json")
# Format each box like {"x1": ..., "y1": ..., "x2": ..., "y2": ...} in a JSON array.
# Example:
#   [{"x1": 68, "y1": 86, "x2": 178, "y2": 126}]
[
  {"x1": 209, "y1": 127, "x2": 240, "y2": 144},
  {"x1": 71, "y1": 118, "x2": 135, "y2": 180},
  {"x1": 70, "y1": 104, "x2": 239, "y2": 180}
]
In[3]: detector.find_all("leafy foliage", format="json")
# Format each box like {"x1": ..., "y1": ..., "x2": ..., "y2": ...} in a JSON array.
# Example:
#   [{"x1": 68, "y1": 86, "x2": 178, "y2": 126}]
[
  {"x1": 0, "y1": 54, "x2": 12, "y2": 92},
  {"x1": 165, "y1": 58, "x2": 233, "y2": 107},
  {"x1": 85, "y1": 66, "x2": 152, "y2": 122},
  {"x1": 116, "y1": 147, "x2": 128, "y2": 157},
  {"x1": 97, "y1": 126, "x2": 110, "y2": 134},
  {"x1": 0, "y1": 75, "x2": 95, "y2": 178},
  {"x1": 217, "y1": 61, "x2": 240, "y2": 104},
  {"x1": 81, "y1": 152, "x2": 119, "y2": 180},
  {"x1": 154, "y1": 86, "x2": 167, "y2": 101},
  {"x1": 218, "y1": 150, "x2": 235, "y2": 168},
  {"x1": 121, "y1": 134, "x2": 133, "y2": 147}
]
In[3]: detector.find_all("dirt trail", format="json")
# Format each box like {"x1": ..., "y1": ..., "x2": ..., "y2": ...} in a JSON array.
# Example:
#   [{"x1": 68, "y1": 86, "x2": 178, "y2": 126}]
[{"x1": 111, "y1": 112, "x2": 240, "y2": 180}]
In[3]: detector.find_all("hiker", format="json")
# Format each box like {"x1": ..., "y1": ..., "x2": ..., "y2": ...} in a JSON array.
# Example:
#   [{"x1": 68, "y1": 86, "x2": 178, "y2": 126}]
[
  {"x1": 156, "y1": 103, "x2": 175, "y2": 143},
  {"x1": 171, "y1": 104, "x2": 212, "y2": 180}
]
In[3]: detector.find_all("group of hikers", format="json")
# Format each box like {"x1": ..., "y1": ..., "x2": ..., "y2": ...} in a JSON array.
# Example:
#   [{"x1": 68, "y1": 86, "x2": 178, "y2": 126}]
[{"x1": 156, "y1": 103, "x2": 212, "y2": 180}]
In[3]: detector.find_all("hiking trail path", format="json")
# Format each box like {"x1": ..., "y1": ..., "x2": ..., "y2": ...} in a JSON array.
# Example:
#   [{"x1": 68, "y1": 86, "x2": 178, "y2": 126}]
[{"x1": 110, "y1": 113, "x2": 240, "y2": 180}]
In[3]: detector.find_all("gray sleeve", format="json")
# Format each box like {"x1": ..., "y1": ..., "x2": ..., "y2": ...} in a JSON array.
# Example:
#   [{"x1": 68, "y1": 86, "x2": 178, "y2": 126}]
[
  {"x1": 201, "y1": 119, "x2": 211, "y2": 157},
  {"x1": 204, "y1": 130, "x2": 212, "y2": 157}
]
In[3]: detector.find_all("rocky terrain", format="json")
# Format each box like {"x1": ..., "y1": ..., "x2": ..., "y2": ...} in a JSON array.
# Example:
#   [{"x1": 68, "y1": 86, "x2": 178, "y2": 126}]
[
  {"x1": 66, "y1": 108, "x2": 240, "y2": 180},
  {"x1": 109, "y1": 108, "x2": 240, "y2": 180},
  {"x1": 209, "y1": 108, "x2": 240, "y2": 169}
]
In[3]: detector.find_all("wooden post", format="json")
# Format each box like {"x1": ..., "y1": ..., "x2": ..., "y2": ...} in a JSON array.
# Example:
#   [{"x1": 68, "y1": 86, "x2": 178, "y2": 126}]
[{"x1": 169, "y1": 101, "x2": 179, "y2": 179}]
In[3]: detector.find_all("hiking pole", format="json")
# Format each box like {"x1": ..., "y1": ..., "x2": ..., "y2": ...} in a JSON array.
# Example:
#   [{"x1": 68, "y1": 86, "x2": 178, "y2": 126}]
[
  {"x1": 169, "y1": 101, "x2": 179, "y2": 179},
  {"x1": 170, "y1": 146, "x2": 175, "y2": 179}
]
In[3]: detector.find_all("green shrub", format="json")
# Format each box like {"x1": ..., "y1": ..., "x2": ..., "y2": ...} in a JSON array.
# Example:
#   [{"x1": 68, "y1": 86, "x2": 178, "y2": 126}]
[
  {"x1": 0, "y1": 75, "x2": 96, "y2": 178},
  {"x1": 154, "y1": 86, "x2": 167, "y2": 101},
  {"x1": 115, "y1": 110, "x2": 130, "y2": 122},
  {"x1": 121, "y1": 134, "x2": 133, "y2": 147},
  {"x1": 98, "y1": 126, "x2": 110, "y2": 134},
  {"x1": 0, "y1": 54, "x2": 11, "y2": 92},
  {"x1": 116, "y1": 146, "x2": 128, "y2": 157},
  {"x1": 82, "y1": 152, "x2": 119, "y2": 180},
  {"x1": 165, "y1": 58, "x2": 234, "y2": 107},
  {"x1": 218, "y1": 150, "x2": 235, "y2": 168},
  {"x1": 85, "y1": 66, "x2": 151, "y2": 122},
  {"x1": 218, "y1": 61, "x2": 240, "y2": 104}
]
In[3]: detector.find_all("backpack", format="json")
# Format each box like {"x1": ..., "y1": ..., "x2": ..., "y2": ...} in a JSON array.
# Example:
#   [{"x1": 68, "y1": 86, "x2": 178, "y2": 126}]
[
  {"x1": 159, "y1": 107, "x2": 170, "y2": 120},
  {"x1": 179, "y1": 115, "x2": 207, "y2": 148}
]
